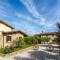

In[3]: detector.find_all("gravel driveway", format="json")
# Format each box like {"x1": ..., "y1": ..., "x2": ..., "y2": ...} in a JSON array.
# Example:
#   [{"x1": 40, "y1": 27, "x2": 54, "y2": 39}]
[{"x1": 0, "y1": 44, "x2": 60, "y2": 60}]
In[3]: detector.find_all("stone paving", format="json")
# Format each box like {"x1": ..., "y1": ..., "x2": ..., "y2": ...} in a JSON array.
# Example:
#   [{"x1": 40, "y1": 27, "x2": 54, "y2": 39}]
[{"x1": 0, "y1": 44, "x2": 60, "y2": 60}]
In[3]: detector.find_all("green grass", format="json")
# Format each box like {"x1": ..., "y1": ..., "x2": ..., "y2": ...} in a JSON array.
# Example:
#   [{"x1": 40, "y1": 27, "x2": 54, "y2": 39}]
[
  {"x1": 13, "y1": 44, "x2": 30, "y2": 52},
  {"x1": 0, "y1": 44, "x2": 31, "y2": 55}
]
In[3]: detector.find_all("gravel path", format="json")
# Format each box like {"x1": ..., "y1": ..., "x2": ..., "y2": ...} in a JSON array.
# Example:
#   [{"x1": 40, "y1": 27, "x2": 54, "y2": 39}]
[{"x1": 0, "y1": 44, "x2": 60, "y2": 60}]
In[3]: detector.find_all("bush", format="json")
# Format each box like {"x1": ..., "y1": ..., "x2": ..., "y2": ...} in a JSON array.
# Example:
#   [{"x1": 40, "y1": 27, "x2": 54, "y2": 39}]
[
  {"x1": 12, "y1": 38, "x2": 25, "y2": 48},
  {"x1": 24, "y1": 36, "x2": 38, "y2": 45},
  {"x1": 24, "y1": 37, "x2": 32, "y2": 44},
  {"x1": 40, "y1": 36, "x2": 50, "y2": 43},
  {"x1": 0, "y1": 48, "x2": 4, "y2": 53},
  {"x1": 0, "y1": 47, "x2": 13, "y2": 54}
]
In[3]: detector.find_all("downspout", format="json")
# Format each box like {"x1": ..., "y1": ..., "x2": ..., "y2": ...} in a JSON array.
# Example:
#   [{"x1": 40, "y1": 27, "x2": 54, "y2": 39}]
[
  {"x1": 3, "y1": 35, "x2": 4, "y2": 48},
  {"x1": 2, "y1": 32, "x2": 4, "y2": 48}
]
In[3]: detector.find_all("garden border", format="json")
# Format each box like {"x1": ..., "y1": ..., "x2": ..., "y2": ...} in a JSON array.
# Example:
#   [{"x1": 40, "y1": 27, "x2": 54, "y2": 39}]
[{"x1": 2, "y1": 46, "x2": 34, "y2": 57}]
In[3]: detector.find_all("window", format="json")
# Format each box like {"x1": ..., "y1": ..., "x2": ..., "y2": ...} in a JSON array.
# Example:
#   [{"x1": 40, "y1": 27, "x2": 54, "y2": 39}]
[
  {"x1": 19, "y1": 37, "x2": 22, "y2": 39},
  {"x1": 46, "y1": 35, "x2": 48, "y2": 36},
  {"x1": 52, "y1": 34, "x2": 54, "y2": 36},
  {"x1": 6, "y1": 36, "x2": 11, "y2": 42}
]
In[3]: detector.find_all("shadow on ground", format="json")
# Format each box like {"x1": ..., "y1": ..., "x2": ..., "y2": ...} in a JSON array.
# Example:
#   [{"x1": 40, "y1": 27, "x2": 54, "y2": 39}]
[
  {"x1": 13, "y1": 50, "x2": 60, "y2": 60},
  {"x1": 13, "y1": 44, "x2": 60, "y2": 60},
  {"x1": 13, "y1": 56, "x2": 36, "y2": 60},
  {"x1": 46, "y1": 49, "x2": 59, "y2": 53},
  {"x1": 29, "y1": 50, "x2": 60, "y2": 60}
]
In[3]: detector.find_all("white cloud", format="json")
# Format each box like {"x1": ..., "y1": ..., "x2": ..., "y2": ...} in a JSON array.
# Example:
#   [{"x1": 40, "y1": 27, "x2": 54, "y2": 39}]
[
  {"x1": 15, "y1": 12, "x2": 56, "y2": 32},
  {"x1": 20, "y1": 0, "x2": 45, "y2": 19},
  {"x1": 0, "y1": 0, "x2": 15, "y2": 17},
  {"x1": 0, "y1": 6, "x2": 8, "y2": 17},
  {"x1": 20, "y1": 0, "x2": 50, "y2": 26},
  {"x1": 25, "y1": 26, "x2": 40, "y2": 35},
  {"x1": 17, "y1": 0, "x2": 58, "y2": 34},
  {"x1": 15, "y1": 12, "x2": 48, "y2": 27},
  {"x1": 15, "y1": 12, "x2": 32, "y2": 21},
  {"x1": 0, "y1": 1, "x2": 11, "y2": 17},
  {"x1": 15, "y1": 12, "x2": 57, "y2": 34},
  {"x1": 20, "y1": 0, "x2": 40, "y2": 18}
]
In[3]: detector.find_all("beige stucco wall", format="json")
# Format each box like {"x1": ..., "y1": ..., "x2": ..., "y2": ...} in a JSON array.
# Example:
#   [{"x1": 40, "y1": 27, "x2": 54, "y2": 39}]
[
  {"x1": 12, "y1": 33, "x2": 24, "y2": 41},
  {"x1": 0, "y1": 23, "x2": 12, "y2": 32},
  {"x1": 3, "y1": 33, "x2": 24, "y2": 47},
  {"x1": 0, "y1": 32, "x2": 3, "y2": 48},
  {"x1": 41, "y1": 35, "x2": 57, "y2": 43}
]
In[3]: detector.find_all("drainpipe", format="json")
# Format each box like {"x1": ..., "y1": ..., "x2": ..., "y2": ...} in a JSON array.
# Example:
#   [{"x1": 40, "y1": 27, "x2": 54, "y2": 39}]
[
  {"x1": 3, "y1": 35, "x2": 4, "y2": 48},
  {"x1": 0, "y1": 31, "x2": 4, "y2": 48},
  {"x1": 2, "y1": 31, "x2": 4, "y2": 48}
]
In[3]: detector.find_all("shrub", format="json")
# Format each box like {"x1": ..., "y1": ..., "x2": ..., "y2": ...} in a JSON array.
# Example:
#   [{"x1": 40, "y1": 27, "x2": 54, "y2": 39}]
[
  {"x1": 0, "y1": 48, "x2": 4, "y2": 53},
  {"x1": 41, "y1": 36, "x2": 50, "y2": 43},
  {"x1": 0, "y1": 47, "x2": 13, "y2": 54},
  {"x1": 24, "y1": 37, "x2": 32, "y2": 44},
  {"x1": 12, "y1": 37, "x2": 25, "y2": 48},
  {"x1": 24, "y1": 36, "x2": 38, "y2": 45}
]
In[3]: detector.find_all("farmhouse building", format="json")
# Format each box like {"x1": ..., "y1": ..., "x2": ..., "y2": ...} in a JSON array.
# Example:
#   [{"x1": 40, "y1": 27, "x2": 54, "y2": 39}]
[
  {"x1": 37, "y1": 32, "x2": 60, "y2": 43},
  {"x1": 0, "y1": 20, "x2": 27, "y2": 48}
]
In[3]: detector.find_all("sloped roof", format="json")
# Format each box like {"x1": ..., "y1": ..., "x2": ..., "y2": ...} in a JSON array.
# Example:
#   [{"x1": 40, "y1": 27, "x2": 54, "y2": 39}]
[
  {"x1": 0, "y1": 20, "x2": 28, "y2": 36},
  {"x1": 37, "y1": 32, "x2": 60, "y2": 36},
  {"x1": 3, "y1": 30, "x2": 28, "y2": 36},
  {"x1": 0, "y1": 20, "x2": 14, "y2": 29}
]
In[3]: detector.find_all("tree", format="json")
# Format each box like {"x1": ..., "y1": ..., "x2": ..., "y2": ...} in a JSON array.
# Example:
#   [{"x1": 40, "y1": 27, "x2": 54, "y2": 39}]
[
  {"x1": 24, "y1": 36, "x2": 38, "y2": 45},
  {"x1": 56, "y1": 23, "x2": 60, "y2": 44},
  {"x1": 56, "y1": 23, "x2": 60, "y2": 55},
  {"x1": 57, "y1": 23, "x2": 60, "y2": 31},
  {"x1": 40, "y1": 36, "x2": 50, "y2": 44},
  {"x1": 12, "y1": 37, "x2": 25, "y2": 48}
]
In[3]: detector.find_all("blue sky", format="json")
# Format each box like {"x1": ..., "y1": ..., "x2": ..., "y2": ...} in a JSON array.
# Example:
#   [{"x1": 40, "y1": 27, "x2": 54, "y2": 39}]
[{"x1": 0, "y1": 0, "x2": 59, "y2": 35}]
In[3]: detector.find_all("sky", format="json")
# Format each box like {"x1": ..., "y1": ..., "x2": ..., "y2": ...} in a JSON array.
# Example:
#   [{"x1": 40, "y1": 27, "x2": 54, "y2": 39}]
[{"x1": 0, "y1": 0, "x2": 59, "y2": 35}]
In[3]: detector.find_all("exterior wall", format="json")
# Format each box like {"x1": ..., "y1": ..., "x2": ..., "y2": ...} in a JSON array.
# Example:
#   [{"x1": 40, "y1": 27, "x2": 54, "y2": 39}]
[
  {"x1": 0, "y1": 32, "x2": 3, "y2": 48},
  {"x1": 40, "y1": 34, "x2": 57, "y2": 43},
  {"x1": 0, "y1": 21, "x2": 26, "y2": 48},
  {"x1": 47, "y1": 35, "x2": 56, "y2": 43},
  {"x1": 12, "y1": 33, "x2": 24, "y2": 41},
  {"x1": 3, "y1": 33, "x2": 24, "y2": 47},
  {"x1": 0, "y1": 23, "x2": 12, "y2": 32}
]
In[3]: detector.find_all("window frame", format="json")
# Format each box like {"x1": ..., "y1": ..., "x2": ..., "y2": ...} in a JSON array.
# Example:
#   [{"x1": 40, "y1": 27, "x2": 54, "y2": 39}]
[{"x1": 6, "y1": 36, "x2": 11, "y2": 43}]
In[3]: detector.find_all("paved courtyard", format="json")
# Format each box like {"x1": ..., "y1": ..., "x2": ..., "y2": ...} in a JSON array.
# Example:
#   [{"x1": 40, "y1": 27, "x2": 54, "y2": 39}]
[{"x1": 0, "y1": 44, "x2": 60, "y2": 60}]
